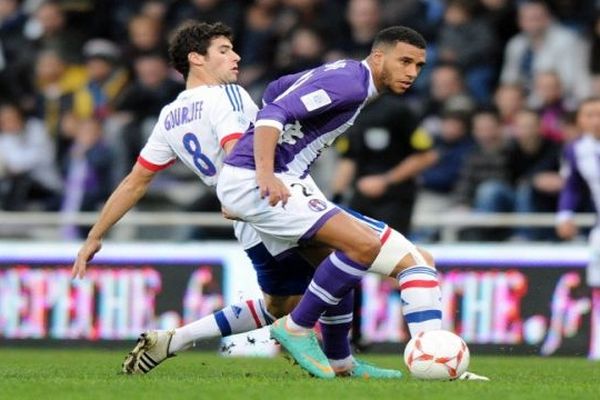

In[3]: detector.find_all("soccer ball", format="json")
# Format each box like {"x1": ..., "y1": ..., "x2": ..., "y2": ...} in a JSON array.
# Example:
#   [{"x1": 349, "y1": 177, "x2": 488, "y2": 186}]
[{"x1": 403, "y1": 330, "x2": 470, "y2": 380}]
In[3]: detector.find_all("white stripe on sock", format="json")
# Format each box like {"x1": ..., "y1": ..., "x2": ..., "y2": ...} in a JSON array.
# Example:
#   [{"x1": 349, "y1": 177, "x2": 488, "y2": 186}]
[
  {"x1": 309, "y1": 281, "x2": 341, "y2": 305},
  {"x1": 330, "y1": 253, "x2": 367, "y2": 277}
]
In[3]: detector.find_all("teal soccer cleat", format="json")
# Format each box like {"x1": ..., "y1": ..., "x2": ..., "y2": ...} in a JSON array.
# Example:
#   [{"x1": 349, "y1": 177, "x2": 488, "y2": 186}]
[
  {"x1": 335, "y1": 359, "x2": 403, "y2": 379},
  {"x1": 270, "y1": 316, "x2": 335, "y2": 379}
]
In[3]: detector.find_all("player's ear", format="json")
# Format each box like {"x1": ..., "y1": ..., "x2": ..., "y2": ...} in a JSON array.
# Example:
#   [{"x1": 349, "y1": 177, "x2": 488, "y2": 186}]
[
  {"x1": 370, "y1": 47, "x2": 385, "y2": 67},
  {"x1": 188, "y1": 52, "x2": 205, "y2": 67}
]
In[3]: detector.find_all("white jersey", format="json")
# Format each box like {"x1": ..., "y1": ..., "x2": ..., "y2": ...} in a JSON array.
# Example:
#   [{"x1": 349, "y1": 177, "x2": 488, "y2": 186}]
[
  {"x1": 139, "y1": 84, "x2": 258, "y2": 188},
  {"x1": 138, "y1": 83, "x2": 261, "y2": 250}
]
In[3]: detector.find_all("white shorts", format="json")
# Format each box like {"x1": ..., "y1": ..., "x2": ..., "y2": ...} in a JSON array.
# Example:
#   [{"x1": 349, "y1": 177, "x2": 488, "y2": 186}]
[
  {"x1": 218, "y1": 165, "x2": 341, "y2": 256},
  {"x1": 233, "y1": 221, "x2": 262, "y2": 250}
]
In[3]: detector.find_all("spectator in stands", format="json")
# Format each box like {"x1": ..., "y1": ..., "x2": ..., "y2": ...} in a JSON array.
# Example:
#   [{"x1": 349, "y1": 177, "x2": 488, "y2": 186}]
[
  {"x1": 0, "y1": 0, "x2": 28, "y2": 102},
  {"x1": 453, "y1": 108, "x2": 510, "y2": 241},
  {"x1": 273, "y1": 0, "x2": 345, "y2": 50},
  {"x1": 23, "y1": 0, "x2": 84, "y2": 64},
  {"x1": 420, "y1": 63, "x2": 474, "y2": 135},
  {"x1": 380, "y1": 0, "x2": 444, "y2": 42},
  {"x1": 274, "y1": 26, "x2": 325, "y2": 76},
  {"x1": 335, "y1": 0, "x2": 382, "y2": 61},
  {"x1": 72, "y1": 39, "x2": 128, "y2": 121},
  {"x1": 32, "y1": 48, "x2": 86, "y2": 158},
  {"x1": 493, "y1": 83, "x2": 525, "y2": 138},
  {"x1": 476, "y1": 109, "x2": 562, "y2": 240},
  {"x1": 437, "y1": 0, "x2": 497, "y2": 103},
  {"x1": 122, "y1": 14, "x2": 166, "y2": 63},
  {"x1": 166, "y1": 0, "x2": 244, "y2": 36},
  {"x1": 237, "y1": 0, "x2": 279, "y2": 92},
  {"x1": 531, "y1": 70, "x2": 570, "y2": 143},
  {"x1": 0, "y1": 102, "x2": 61, "y2": 210},
  {"x1": 500, "y1": 0, "x2": 589, "y2": 103},
  {"x1": 414, "y1": 111, "x2": 474, "y2": 241},
  {"x1": 479, "y1": 0, "x2": 518, "y2": 56},
  {"x1": 115, "y1": 51, "x2": 183, "y2": 167},
  {"x1": 60, "y1": 117, "x2": 114, "y2": 237}
]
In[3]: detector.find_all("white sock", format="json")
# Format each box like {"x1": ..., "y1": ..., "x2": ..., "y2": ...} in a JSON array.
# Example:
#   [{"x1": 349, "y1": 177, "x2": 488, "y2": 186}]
[
  {"x1": 329, "y1": 355, "x2": 354, "y2": 372},
  {"x1": 169, "y1": 298, "x2": 274, "y2": 353},
  {"x1": 397, "y1": 265, "x2": 443, "y2": 336},
  {"x1": 286, "y1": 315, "x2": 311, "y2": 333}
]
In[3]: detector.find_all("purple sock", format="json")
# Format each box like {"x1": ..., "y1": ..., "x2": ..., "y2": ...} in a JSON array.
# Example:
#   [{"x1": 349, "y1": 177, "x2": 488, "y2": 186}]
[
  {"x1": 291, "y1": 251, "x2": 367, "y2": 328},
  {"x1": 319, "y1": 291, "x2": 353, "y2": 360}
]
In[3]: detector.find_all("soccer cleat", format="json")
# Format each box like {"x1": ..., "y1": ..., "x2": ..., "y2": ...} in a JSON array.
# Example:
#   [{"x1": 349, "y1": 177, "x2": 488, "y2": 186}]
[
  {"x1": 121, "y1": 330, "x2": 175, "y2": 375},
  {"x1": 458, "y1": 371, "x2": 490, "y2": 381},
  {"x1": 270, "y1": 316, "x2": 335, "y2": 379},
  {"x1": 335, "y1": 359, "x2": 403, "y2": 379}
]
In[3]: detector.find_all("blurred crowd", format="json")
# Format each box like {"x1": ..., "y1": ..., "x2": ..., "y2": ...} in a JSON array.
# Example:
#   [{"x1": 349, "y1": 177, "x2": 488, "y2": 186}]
[{"x1": 0, "y1": 0, "x2": 599, "y2": 242}]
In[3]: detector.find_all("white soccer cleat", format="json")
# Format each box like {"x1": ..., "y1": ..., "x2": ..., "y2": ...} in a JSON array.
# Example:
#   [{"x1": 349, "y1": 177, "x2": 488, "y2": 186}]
[
  {"x1": 121, "y1": 330, "x2": 175, "y2": 375},
  {"x1": 458, "y1": 371, "x2": 490, "y2": 381}
]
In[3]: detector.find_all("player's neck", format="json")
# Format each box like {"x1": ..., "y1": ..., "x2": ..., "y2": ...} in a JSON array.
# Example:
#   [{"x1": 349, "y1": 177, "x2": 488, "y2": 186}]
[
  {"x1": 185, "y1": 70, "x2": 221, "y2": 89},
  {"x1": 365, "y1": 57, "x2": 385, "y2": 93}
]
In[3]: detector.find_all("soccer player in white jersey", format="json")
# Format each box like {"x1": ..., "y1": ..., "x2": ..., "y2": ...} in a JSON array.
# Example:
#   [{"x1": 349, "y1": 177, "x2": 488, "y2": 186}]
[{"x1": 556, "y1": 97, "x2": 600, "y2": 293}]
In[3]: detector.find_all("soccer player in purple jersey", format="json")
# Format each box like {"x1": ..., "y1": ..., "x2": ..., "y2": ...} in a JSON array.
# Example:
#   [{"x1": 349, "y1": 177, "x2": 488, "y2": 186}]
[
  {"x1": 218, "y1": 27, "x2": 448, "y2": 378},
  {"x1": 556, "y1": 97, "x2": 600, "y2": 288}
]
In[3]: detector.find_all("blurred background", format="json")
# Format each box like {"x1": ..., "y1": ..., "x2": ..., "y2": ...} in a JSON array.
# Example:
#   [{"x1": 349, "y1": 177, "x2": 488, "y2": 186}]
[
  {"x1": 1, "y1": 0, "x2": 599, "y2": 358},
  {"x1": 1, "y1": 0, "x2": 599, "y2": 243}
]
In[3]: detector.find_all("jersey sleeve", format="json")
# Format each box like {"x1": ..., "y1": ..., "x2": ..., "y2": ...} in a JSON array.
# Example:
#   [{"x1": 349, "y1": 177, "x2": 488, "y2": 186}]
[
  {"x1": 138, "y1": 119, "x2": 177, "y2": 171},
  {"x1": 255, "y1": 64, "x2": 367, "y2": 131},
  {"x1": 213, "y1": 84, "x2": 259, "y2": 149}
]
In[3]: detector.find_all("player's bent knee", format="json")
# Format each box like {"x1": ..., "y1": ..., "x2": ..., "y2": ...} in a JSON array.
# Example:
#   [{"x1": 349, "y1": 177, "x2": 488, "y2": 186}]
[{"x1": 352, "y1": 235, "x2": 381, "y2": 266}]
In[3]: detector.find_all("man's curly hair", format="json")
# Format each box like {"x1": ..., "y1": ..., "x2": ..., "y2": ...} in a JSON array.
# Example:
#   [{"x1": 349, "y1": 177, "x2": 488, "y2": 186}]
[{"x1": 168, "y1": 22, "x2": 233, "y2": 80}]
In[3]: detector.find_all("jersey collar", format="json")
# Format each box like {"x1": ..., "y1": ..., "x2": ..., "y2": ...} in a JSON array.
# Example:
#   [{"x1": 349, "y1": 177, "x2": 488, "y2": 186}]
[{"x1": 361, "y1": 59, "x2": 379, "y2": 100}]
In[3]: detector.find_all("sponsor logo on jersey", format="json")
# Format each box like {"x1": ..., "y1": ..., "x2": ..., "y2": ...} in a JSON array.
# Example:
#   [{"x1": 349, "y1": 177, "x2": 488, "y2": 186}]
[{"x1": 300, "y1": 89, "x2": 332, "y2": 112}]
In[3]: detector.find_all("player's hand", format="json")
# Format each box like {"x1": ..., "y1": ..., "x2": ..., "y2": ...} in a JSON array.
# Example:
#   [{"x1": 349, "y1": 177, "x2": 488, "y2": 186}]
[
  {"x1": 72, "y1": 238, "x2": 102, "y2": 279},
  {"x1": 257, "y1": 174, "x2": 291, "y2": 206},
  {"x1": 357, "y1": 175, "x2": 388, "y2": 198},
  {"x1": 556, "y1": 220, "x2": 578, "y2": 241},
  {"x1": 221, "y1": 206, "x2": 242, "y2": 221}
]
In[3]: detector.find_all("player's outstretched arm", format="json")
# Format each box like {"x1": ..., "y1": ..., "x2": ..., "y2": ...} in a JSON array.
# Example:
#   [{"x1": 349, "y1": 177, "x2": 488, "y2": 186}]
[
  {"x1": 72, "y1": 163, "x2": 156, "y2": 279},
  {"x1": 254, "y1": 125, "x2": 290, "y2": 206}
]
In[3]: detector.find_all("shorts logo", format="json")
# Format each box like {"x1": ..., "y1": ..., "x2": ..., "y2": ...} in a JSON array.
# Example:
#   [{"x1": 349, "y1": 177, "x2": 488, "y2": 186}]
[{"x1": 308, "y1": 198, "x2": 327, "y2": 212}]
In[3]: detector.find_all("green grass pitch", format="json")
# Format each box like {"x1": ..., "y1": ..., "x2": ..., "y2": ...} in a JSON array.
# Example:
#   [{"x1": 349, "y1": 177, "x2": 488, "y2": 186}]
[{"x1": 0, "y1": 349, "x2": 598, "y2": 400}]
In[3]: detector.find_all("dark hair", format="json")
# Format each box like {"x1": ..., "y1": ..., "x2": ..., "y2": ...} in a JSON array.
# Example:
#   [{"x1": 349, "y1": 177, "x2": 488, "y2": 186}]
[
  {"x1": 442, "y1": 110, "x2": 471, "y2": 130},
  {"x1": 168, "y1": 21, "x2": 233, "y2": 79},
  {"x1": 473, "y1": 106, "x2": 500, "y2": 120},
  {"x1": 372, "y1": 26, "x2": 427, "y2": 51},
  {"x1": 518, "y1": 0, "x2": 550, "y2": 12}
]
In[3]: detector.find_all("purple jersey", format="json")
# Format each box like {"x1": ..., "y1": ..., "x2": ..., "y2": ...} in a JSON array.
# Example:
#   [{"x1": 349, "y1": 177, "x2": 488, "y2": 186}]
[
  {"x1": 225, "y1": 60, "x2": 378, "y2": 177},
  {"x1": 558, "y1": 134, "x2": 600, "y2": 224}
]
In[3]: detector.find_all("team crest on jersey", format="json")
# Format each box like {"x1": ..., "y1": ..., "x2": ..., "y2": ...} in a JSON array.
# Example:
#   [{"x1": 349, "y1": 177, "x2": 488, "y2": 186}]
[{"x1": 308, "y1": 198, "x2": 327, "y2": 212}]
